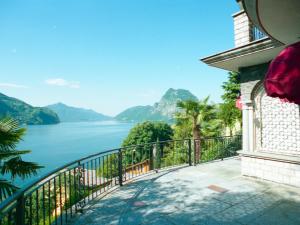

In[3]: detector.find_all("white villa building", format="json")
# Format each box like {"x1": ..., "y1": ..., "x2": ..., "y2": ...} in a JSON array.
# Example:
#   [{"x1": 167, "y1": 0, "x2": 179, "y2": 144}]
[{"x1": 202, "y1": 0, "x2": 300, "y2": 187}]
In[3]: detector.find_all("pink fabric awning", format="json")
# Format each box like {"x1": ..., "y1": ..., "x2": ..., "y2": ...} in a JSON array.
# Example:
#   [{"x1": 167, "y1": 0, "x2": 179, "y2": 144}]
[
  {"x1": 264, "y1": 41, "x2": 300, "y2": 104},
  {"x1": 236, "y1": 96, "x2": 242, "y2": 110}
]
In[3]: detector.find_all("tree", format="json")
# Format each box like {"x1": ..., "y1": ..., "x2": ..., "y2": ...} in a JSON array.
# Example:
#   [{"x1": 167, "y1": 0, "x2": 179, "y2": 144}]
[
  {"x1": 122, "y1": 121, "x2": 173, "y2": 147},
  {"x1": 98, "y1": 122, "x2": 173, "y2": 178},
  {"x1": 173, "y1": 115, "x2": 193, "y2": 140},
  {"x1": 220, "y1": 71, "x2": 242, "y2": 134},
  {"x1": 122, "y1": 121, "x2": 173, "y2": 169},
  {"x1": 222, "y1": 71, "x2": 241, "y2": 103},
  {"x1": 0, "y1": 118, "x2": 42, "y2": 201},
  {"x1": 176, "y1": 97, "x2": 219, "y2": 163},
  {"x1": 218, "y1": 102, "x2": 241, "y2": 136}
]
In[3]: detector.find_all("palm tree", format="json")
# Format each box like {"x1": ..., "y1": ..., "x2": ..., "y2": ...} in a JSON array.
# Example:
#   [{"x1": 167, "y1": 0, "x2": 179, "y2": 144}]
[
  {"x1": 0, "y1": 117, "x2": 42, "y2": 201},
  {"x1": 176, "y1": 97, "x2": 218, "y2": 163}
]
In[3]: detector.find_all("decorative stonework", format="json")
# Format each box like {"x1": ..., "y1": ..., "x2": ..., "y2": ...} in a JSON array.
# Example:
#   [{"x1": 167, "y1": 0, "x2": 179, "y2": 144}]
[{"x1": 253, "y1": 85, "x2": 300, "y2": 155}]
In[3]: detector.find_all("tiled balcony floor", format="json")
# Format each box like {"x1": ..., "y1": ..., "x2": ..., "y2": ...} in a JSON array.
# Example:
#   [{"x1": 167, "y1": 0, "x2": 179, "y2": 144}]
[{"x1": 69, "y1": 158, "x2": 300, "y2": 225}]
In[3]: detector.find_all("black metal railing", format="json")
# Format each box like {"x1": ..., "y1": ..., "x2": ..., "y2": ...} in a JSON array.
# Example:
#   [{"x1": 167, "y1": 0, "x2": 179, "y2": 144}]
[
  {"x1": 0, "y1": 136, "x2": 241, "y2": 225},
  {"x1": 251, "y1": 26, "x2": 267, "y2": 41}
]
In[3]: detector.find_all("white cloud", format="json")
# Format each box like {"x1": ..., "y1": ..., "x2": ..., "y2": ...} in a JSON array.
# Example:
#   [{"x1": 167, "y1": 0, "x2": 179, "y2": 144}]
[
  {"x1": 45, "y1": 78, "x2": 80, "y2": 89},
  {"x1": 0, "y1": 83, "x2": 28, "y2": 88}
]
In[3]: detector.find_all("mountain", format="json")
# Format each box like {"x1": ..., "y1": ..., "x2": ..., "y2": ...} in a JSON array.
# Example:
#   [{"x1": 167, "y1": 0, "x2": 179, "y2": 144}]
[
  {"x1": 114, "y1": 105, "x2": 169, "y2": 122},
  {"x1": 0, "y1": 92, "x2": 60, "y2": 125},
  {"x1": 115, "y1": 88, "x2": 198, "y2": 123},
  {"x1": 47, "y1": 103, "x2": 112, "y2": 122},
  {"x1": 153, "y1": 88, "x2": 198, "y2": 118}
]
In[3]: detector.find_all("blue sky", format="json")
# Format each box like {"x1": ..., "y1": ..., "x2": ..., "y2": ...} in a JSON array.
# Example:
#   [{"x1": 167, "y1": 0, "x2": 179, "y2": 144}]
[{"x1": 0, "y1": 0, "x2": 238, "y2": 116}]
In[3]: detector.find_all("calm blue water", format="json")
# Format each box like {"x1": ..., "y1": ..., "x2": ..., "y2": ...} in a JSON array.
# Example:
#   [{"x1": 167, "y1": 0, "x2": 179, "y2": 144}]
[{"x1": 16, "y1": 121, "x2": 133, "y2": 187}]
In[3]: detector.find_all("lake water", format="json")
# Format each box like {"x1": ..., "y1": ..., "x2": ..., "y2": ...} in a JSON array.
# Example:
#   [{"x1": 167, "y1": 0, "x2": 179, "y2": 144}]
[{"x1": 16, "y1": 121, "x2": 133, "y2": 187}]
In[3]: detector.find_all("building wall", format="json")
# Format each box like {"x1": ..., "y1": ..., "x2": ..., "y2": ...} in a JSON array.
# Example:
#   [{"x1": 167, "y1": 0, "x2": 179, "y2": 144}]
[
  {"x1": 240, "y1": 63, "x2": 300, "y2": 187},
  {"x1": 241, "y1": 157, "x2": 300, "y2": 187},
  {"x1": 240, "y1": 63, "x2": 268, "y2": 100},
  {"x1": 233, "y1": 11, "x2": 253, "y2": 47},
  {"x1": 240, "y1": 63, "x2": 268, "y2": 152}
]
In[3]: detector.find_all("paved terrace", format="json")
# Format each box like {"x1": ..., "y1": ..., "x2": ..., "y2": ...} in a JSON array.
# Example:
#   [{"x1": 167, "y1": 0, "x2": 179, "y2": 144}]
[{"x1": 70, "y1": 158, "x2": 300, "y2": 225}]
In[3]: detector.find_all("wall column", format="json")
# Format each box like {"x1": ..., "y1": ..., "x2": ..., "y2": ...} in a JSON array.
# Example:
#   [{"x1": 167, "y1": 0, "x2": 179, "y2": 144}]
[
  {"x1": 242, "y1": 102, "x2": 249, "y2": 152},
  {"x1": 248, "y1": 103, "x2": 254, "y2": 152},
  {"x1": 242, "y1": 100, "x2": 254, "y2": 152}
]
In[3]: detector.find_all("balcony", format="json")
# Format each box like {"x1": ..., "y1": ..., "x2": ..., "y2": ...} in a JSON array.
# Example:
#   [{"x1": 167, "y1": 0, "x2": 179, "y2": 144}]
[
  {"x1": 242, "y1": 0, "x2": 300, "y2": 45},
  {"x1": 201, "y1": 9, "x2": 285, "y2": 72},
  {"x1": 0, "y1": 136, "x2": 240, "y2": 224},
  {"x1": 1, "y1": 135, "x2": 300, "y2": 225},
  {"x1": 251, "y1": 26, "x2": 267, "y2": 42}
]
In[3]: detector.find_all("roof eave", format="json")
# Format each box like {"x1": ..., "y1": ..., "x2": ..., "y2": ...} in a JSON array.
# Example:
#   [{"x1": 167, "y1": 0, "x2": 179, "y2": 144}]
[{"x1": 200, "y1": 38, "x2": 284, "y2": 72}]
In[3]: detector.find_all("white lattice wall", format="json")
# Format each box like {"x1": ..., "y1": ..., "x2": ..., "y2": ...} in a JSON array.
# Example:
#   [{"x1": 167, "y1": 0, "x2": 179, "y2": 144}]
[{"x1": 254, "y1": 86, "x2": 300, "y2": 155}]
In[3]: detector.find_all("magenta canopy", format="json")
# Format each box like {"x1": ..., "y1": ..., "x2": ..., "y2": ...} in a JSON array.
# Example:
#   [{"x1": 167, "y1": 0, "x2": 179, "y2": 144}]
[
  {"x1": 264, "y1": 41, "x2": 300, "y2": 105},
  {"x1": 236, "y1": 96, "x2": 242, "y2": 110}
]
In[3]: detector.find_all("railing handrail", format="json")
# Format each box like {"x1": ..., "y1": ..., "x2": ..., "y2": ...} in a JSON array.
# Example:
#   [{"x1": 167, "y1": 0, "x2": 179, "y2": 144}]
[
  {"x1": 194, "y1": 135, "x2": 241, "y2": 140},
  {"x1": 120, "y1": 138, "x2": 191, "y2": 150},
  {"x1": 1, "y1": 138, "x2": 196, "y2": 207},
  {"x1": 0, "y1": 135, "x2": 242, "y2": 221},
  {"x1": 0, "y1": 147, "x2": 119, "y2": 212},
  {"x1": 0, "y1": 139, "x2": 190, "y2": 211}
]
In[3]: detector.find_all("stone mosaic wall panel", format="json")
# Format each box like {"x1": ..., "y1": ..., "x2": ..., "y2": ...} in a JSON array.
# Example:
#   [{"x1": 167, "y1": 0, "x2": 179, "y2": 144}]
[{"x1": 254, "y1": 86, "x2": 300, "y2": 155}]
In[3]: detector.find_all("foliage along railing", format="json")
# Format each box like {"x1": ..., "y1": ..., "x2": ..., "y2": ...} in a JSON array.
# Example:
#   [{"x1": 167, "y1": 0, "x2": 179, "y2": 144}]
[
  {"x1": 0, "y1": 136, "x2": 241, "y2": 225},
  {"x1": 196, "y1": 135, "x2": 242, "y2": 162}
]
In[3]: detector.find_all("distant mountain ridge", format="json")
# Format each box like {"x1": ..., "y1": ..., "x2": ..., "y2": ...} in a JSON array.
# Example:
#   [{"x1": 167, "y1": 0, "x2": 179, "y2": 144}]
[
  {"x1": 115, "y1": 88, "x2": 198, "y2": 123},
  {"x1": 0, "y1": 89, "x2": 198, "y2": 125},
  {"x1": 47, "y1": 103, "x2": 111, "y2": 122},
  {"x1": 0, "y1": 92, "x2": 60, "y2": 125}
]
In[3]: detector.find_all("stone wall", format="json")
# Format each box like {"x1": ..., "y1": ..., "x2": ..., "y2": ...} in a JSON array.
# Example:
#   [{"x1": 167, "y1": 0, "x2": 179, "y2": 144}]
[
  {"x1": 241, "y1": 63, "x2": 300, "y2": 155},
  {"x1": 240, "y1": 63, "x2": 300, "y2": 187},
  {"x1": 241, "y1": 156, "x2": 300, "y2": 187},
  {"x1": 240, "y1": 63, "x2": 269, "y2": 152},
  {"x1": 240, "y1": 63, "x2": 268, "y2": 102}
]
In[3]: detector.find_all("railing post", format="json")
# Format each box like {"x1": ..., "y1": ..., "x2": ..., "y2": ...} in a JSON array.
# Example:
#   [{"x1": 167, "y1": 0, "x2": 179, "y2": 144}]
[
  {"x1": 154, "y1": 142, "x2": 161, "y2": 170},
  {"x1": 118, "y1": 149, "x2": 123, "y2": 186},
  {"x1": 149, "y1": 145, "x2": 154, "y2": 171},
  {"x1": 188, "y1": 139, "x2": 192, "y2": 166},
  {"x1": 76, "y1": 161, "x2": 85, "y2": 210},
  {"x1": 16, "y1": 194, "x2": 25, "y2": 225},
  {"x1": 193, "y1": 139, "x2": 197, "y2": 166}
]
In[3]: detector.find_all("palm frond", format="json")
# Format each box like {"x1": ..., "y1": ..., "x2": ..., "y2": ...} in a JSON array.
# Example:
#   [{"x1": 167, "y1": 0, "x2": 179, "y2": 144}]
[
  {"x1": 177, "y1": 100, "x2": 201, "y2": 119},
  {"x1": 0, "y1": 179, "x2": 19, "y2": 201},
  {"x1": 0, "y1": 118, "x2": 26, "y2": 151},
  {"x1": 175, "y1": 97, "x2": 222, "y2": 138},
  {"x1": 0, "y1": 117, "x2": 43, "y2": 202},
  {"x1": 1, "y1": 157, "x2": 43, "y2": 179},
  {"x1": 0, "y1": 150, "x2": 31, "y2": 160}
]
